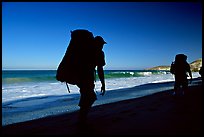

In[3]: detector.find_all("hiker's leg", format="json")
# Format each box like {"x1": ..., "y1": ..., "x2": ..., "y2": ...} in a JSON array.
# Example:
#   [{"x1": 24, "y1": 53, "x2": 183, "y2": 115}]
[
  {"x1": 78, "y1": 89, "x2": 88, "y2": 122},
  {"x1": 78, "y1": 106, "x2": 90, "y2": 124},
  {"x1": 182, "y1": 79, "x2": 188, "y2": 95},
  {"x1": 78, "y1": 82, "x2": 96, "y2": 123},
  {"x1": 174, "y1": 81, "x2": 180, "y2": 95},
  {"x1": 78, "y1": 98, "x2": 95, "y2": 125},
  {"x1": 78, "y1": 83, "x2": 96, "y2": 106}
]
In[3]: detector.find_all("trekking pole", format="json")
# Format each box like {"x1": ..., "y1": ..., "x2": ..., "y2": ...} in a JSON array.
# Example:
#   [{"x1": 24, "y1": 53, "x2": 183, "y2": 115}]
[{"x1": 65, "y1": 82, "x2": 70, "y2": 93}]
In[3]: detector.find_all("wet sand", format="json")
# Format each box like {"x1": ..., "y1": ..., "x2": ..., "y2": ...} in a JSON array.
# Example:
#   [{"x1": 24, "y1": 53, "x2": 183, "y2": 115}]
[{"x1": 1, "y1": 82, "x2": 203, "y2": 135}]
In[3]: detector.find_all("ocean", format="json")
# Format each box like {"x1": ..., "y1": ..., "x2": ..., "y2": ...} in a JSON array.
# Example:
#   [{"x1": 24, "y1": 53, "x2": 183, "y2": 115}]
[{"x1": 2, "y1": 70, "x2": 201, "y2": 126}]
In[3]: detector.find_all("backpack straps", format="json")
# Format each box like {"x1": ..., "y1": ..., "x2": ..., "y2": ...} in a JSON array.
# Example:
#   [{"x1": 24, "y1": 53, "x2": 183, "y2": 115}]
[
  {"x1": 65, "y1": 82, "x2": 70, "y2": 93},
  {"x1": 94, "y1": 69, "x2": 96, "y2": 82}
]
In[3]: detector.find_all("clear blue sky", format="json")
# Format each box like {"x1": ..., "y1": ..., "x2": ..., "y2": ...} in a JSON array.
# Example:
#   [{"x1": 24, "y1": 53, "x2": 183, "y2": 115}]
[{"x1": 2, "y1": 2, "x2": 202, "y2": 70}]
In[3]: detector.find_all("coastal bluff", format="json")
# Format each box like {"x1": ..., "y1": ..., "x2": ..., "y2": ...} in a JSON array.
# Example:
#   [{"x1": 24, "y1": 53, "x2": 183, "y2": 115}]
[{"x1": 146, "y1": 58, "x2": 202, "y2": 72}]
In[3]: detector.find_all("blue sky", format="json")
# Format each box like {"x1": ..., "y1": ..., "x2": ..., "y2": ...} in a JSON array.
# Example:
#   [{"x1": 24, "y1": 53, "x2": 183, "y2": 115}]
[{"x1": 2, "y1": 2, "x2": 202, "y2": 70}]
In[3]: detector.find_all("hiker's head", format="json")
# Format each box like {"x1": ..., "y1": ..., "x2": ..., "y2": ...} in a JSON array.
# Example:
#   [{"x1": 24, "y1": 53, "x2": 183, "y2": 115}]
[{"x1": 94, "y1": 36, "x2": 107, "y2": 49}]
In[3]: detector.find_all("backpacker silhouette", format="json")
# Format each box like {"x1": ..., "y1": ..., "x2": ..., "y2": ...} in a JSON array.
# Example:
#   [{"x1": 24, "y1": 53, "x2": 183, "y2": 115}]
[
  {"x1": 170, "y1": 54, "x2": 188, "y2": 75},
  {"x1": 170, "y1": 54, "x2": 192, "y2": 96},
  {"x1": 56, "y1": 29, "x2": 96, "y2": 91}
]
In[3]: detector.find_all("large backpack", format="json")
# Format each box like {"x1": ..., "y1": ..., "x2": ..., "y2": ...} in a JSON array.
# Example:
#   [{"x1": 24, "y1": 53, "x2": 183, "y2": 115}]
[
  {"x1": 56, "y1": 29, "x2": 95, "y2": 89},
  {"x1": 170, "y1": 54, "x2": 188, "y2": 75}
]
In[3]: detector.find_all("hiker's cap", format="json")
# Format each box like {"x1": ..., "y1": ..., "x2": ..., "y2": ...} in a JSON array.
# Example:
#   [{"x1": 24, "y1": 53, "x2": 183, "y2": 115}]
[{"x1": 95, "y1": 36, "x2": 107, "y2": 44}]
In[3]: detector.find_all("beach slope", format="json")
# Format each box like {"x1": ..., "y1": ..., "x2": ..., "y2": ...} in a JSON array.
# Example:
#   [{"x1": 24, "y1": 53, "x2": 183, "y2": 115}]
[{"x1": 2, "y1": 83, "x2": 202, "y2": 135}]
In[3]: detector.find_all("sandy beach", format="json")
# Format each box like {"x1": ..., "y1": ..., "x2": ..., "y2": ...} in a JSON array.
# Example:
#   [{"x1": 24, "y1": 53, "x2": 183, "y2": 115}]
[{"x1": 1, "y1": 80, "x2": 203, "y2": 135}]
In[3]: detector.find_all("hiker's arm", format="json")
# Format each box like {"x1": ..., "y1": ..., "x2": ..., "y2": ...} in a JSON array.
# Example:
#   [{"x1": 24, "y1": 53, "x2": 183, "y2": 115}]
[
  {"x1": 188, "y1": 70, "x2": 192, "y2": 81},
  {"x1": 97, "y1": 66, "x2": 105, "y2": 96},
  {"x1": 189, "y1": 71, "x2": 192, "y2": 79},
  {"x1": 187, "y1": 64, "x2": 192, "y2": 79},
  {"x1": 187, "y1": 64, "x2": 193, "y2": 83},
  {"x1": 189, "y1": 70, "x2": 193, "y2": 84}
]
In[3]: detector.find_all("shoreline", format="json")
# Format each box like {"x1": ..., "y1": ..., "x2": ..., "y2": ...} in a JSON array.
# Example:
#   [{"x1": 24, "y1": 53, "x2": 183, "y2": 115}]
[
  {"x1": 2, "y1": 79, "x2": 202, "y2": 135},
  {"x1": 2, "y1": 77, "x2": 199, "y2": 126}
]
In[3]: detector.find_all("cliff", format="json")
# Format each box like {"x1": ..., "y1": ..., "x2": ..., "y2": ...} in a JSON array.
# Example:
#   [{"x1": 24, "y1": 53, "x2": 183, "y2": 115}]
[
  {"x1": 146, "y1": 58, "x2": 202, "y2": 72},
  {"x1": 189, "y1": 58, "x2": 202, "y2": 72}
]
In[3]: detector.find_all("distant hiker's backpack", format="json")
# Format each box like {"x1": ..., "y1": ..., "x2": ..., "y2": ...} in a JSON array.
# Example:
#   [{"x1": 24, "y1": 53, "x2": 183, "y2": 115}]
[
  {"x1": 170, "y1": 54, "x2": 188, "y2": 75},
  {"x1": 56, "y1": 29, "x2": 95, "y2": 89}
]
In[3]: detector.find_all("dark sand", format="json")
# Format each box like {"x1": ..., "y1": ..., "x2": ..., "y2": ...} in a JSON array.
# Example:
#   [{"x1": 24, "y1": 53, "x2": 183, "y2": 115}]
[{"x1": 1, "y1": 82, "x2": 203, "y2": 135}]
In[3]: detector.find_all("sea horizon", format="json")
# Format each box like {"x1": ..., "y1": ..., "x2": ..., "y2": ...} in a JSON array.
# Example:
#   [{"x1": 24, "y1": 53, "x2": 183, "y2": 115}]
[{"x1": 2, "y1": 68, "x2": 152, "y2": 71}]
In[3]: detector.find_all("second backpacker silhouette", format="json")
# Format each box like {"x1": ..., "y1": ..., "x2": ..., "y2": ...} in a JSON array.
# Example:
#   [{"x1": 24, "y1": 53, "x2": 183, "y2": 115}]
[{"x1": 56, "y1": 29, "x2": 96, "y2": 91}]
